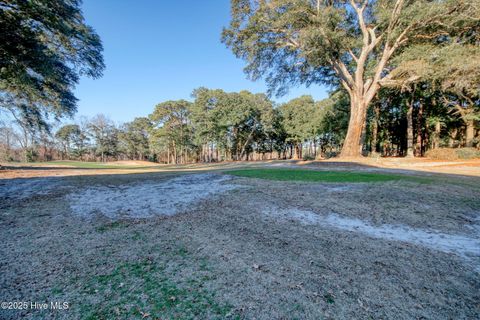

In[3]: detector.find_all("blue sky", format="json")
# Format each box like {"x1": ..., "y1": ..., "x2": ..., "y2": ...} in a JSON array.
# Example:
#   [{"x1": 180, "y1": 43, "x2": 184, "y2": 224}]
[{"x1": 74, "y1": 0, "x2": 329, "y2": 123}]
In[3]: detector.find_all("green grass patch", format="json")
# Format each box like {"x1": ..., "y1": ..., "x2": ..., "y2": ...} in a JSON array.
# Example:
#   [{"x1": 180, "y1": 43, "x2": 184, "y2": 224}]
[
  {"x1": 226, "y1": 168, "x2": 429, "y2": 183},
  {"x1": 77, "y1": 258, "x2": 234, "y2": 320}
]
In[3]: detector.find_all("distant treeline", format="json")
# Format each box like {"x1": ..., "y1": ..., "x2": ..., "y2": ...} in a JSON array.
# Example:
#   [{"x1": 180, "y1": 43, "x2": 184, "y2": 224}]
[
  {"x1": 2, "y1": 1, "x2": 479, "y2": 163},
  {"x1": 1, "y1": 86, "x2": 478, "y2": 164}
]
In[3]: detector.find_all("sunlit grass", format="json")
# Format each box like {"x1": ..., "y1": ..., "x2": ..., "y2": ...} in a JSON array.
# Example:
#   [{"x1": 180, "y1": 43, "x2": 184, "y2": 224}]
[{"x1": 226, "y1": 168, "x2": 431, "y2": 183}]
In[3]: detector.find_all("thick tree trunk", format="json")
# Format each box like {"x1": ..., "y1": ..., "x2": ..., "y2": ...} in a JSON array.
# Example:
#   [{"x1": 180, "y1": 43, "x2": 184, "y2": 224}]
[
  {"x1": 293, "y1": 143, "x2": 303, "y2": 160},
  {"x1": 448, "y1": 128, "x2": 457, "y2": 148},
  {"x1": 340, "y1": 98, "x2": 368, "y2": 158},
  {"x1": 293, "y1": 144, "x2": 298, "y2": 159},
  {"x1": 465, "y1": 120, "x2": 475, "y2": 147},
  {"x1": 406, "y1": 101, "x2": 414, "y2": 157}
]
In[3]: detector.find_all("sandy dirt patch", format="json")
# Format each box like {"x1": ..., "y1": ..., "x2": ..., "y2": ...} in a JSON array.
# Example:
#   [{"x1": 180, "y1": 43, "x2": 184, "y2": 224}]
[
  {"x1": 67, "y1": 174, "x2": 239, "y2": 219},
  {"x1": 262, "y1": 206, "x2": 480, "y2": 270}
]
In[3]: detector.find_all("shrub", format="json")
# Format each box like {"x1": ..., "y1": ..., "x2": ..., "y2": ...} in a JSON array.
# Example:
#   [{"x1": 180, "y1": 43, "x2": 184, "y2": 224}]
[
  {"x1": 324, "y1": 151, "x2": 339, "y2": 159},
  {"x1": 303, "y1": 155, "x2": 316, "y2": 161},
  {"x1": 456, "y1": 148, "x2": 480, "y2": 159},
  {"x1": 25, "y1": 148, "x2": 38, "y2": 162},
  {"x1": 425, "y1": 148, "x2": 480, "y2": 160}
]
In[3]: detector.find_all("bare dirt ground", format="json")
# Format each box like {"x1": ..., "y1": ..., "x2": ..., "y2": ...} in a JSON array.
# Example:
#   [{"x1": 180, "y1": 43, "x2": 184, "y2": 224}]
[{"x1": 0, "y1": 162, "x2": 479, "y2": 319}]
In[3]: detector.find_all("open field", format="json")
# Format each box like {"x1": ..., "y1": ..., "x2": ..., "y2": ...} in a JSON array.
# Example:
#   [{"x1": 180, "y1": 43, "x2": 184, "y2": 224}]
[
  {"x1": 27, "y1": 160, "x2": 164, "y2": 169},
  {"x1": 2, "y1": 158, "x2": 480, "y2": 179},
  {"x1": 1, "y1": 160, "x2": 480, "y2": 319}
]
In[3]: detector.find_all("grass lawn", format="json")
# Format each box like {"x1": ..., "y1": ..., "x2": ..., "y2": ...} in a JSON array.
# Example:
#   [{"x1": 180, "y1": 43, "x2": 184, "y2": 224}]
[{"x1": 226, "y1": 168, "x2": 430, "y2": 183}]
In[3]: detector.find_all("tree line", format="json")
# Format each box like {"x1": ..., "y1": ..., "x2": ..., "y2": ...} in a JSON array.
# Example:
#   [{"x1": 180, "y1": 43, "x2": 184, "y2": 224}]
[
  {"x1": 1, "y1": 0, "x2": 479, "y2": 163},
  {"x1": 0, "y1": 88, "x2": 346, "y2": 163},
  {"x1": 2, "y1": 83, "x2": 478, "y2": 163}
]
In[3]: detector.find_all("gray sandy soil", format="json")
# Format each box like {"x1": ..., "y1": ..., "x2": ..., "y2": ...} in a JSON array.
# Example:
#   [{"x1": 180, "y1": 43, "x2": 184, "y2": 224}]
[{"x1": 0, "y1": 171, "x2": 479, "y2": 319}]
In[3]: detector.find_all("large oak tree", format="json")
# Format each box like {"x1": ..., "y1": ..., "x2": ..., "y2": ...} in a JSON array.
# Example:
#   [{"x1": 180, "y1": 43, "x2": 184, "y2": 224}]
[
  {"x1": 222, "y1": 0, "x2": 479, "y2": 157},
  {"x1": 0, "y1": 0, "x2": 104, "y2": 127}
]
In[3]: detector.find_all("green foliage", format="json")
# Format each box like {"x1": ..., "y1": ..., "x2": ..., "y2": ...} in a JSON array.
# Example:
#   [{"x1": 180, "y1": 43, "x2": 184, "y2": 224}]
[
  {"x1": 143, "y1": 89, "x2": 351, "y2": 162},
  {"x1": 55, "y1": 124, "x2": 88, "y2": 159},
  {"x1": 2, "y1": 1, "x2": 479, "y2": 161},
  {"x1": 226, "y1": 168, "x2": 428, "y2": 183},
  {"x1": 118, "y1": 117, "x2": 152, "y2": 160},
  {"x1": 24, "y1": 147, "x2": 37, "y2": 162},
  {"x1": 317, "y1": 92, "x2": 349, "y2": 148},
  {"x1": 223, "y1": 0, "x2": 479, "y2": 156},
  {"x1": 367, "y1": 6, "x2": 480, "y2": 151},
  {"x1": 280, "y1": 95, "x2": 316, "y2": 144},
  {"x1": 149, "y1": 100, "x2": 193, "y2": 163},
  {"x1": 222, "y1": 0, "x2": 478, "y2": 95},
  {"x1": 302, "y1": 155, "x2": 315, "y2": 161},
  {"x1": 279, "y1": 92, "x2": 349, "y2": 157},
  {"x1": 0, "y1": 0, "x2": 105, "y2": 129},
  {"x1": 190, "y1": 88, "x2": 280, "y2": 160}
]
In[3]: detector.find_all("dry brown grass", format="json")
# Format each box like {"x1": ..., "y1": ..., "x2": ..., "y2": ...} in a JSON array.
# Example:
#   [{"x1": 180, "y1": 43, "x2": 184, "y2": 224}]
[
  {"x1": 1, "y1": 171, "x2": 479, "y2": 319},
  {"x1": 425, "y1": 148, "x2": 480, "y2": 160}
]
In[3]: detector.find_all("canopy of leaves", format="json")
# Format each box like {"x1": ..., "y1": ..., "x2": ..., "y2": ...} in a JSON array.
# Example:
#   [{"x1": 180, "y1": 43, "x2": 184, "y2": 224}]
[
  {"x1": 389, "y1": 44, "x2": 480, "y2": 95},
  {"x1": 55, "y1": 123, "x2": 88, "y2": 157},
  {"x1": 222, "y1": 0, "x2": 479, "y2": 96},
  {"x1": 190, "y1": 88, "x2": 277, "y2": 157},
  {"x1": 118, "y1": 117, "x2": 152, "y2": 160},
  {"x1": 149, "y1": 100, "x2": 193, "y2": 157},
  {"x1": 55, "y1": 124, "x2": 82, "y2": 143},
  {"x1": 0, "y1": 0, "x2": 105, "y2": 128},
  {"x1": 279, "y1": 92, "x2": 349, "y2": 147},
  {"x1": 279, "y1": 95, "x2": 317, "y2": 143}
]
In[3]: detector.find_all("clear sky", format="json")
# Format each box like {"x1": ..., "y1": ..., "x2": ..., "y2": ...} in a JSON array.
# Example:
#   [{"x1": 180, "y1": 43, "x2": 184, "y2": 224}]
[{"x1": 74, "y1": 0, "x2": 329, "y2": 123}]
